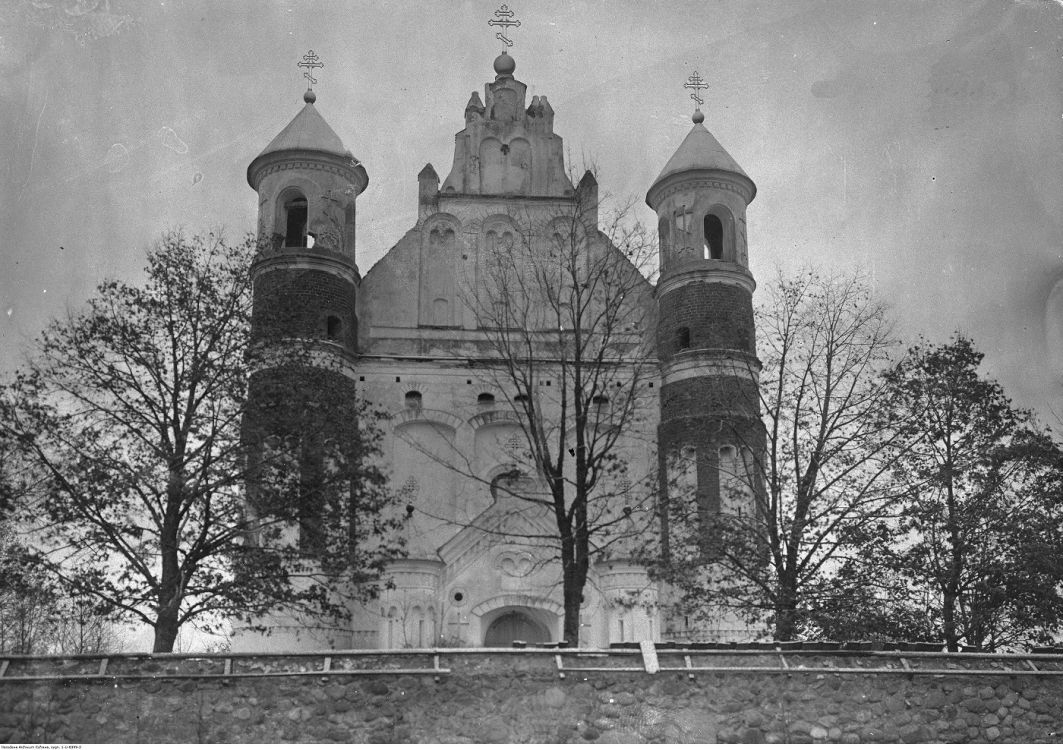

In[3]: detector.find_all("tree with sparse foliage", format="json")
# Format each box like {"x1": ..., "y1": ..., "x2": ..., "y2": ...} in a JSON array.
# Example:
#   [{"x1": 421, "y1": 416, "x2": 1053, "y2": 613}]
[
  {"x1": 0, "y1": 230, "x2": 400, "y2": 652},
  {"x1": 420, "y1": 173, "x2": 659, "y2": 645},
  {"x1": 661, "y1": 270, "x2": 913, "y2": 641},
  {"x1": 849, "y1": 336, "x2": 1063, "y2": 651}
]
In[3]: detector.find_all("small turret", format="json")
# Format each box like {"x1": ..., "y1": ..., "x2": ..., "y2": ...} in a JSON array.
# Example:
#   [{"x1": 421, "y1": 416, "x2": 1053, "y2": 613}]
[
  {"x1": 465, "y1": 92, "x2": 485, "y2": 123},
  {"x1": 418, "y1": 163, "x2": 440, "y2": 221},
  {"x1": 248, "y1": 93, "x2": 367, "y2": 262},
  {"x1": 646, "y1": 112, "x2": 756, "y2": 281},
  {"x1": 650, "y1": 98, "x2": 765, "y2": 558},
  {"x1": 246, "y1": 86, "x2": 366, "y2": 352}
]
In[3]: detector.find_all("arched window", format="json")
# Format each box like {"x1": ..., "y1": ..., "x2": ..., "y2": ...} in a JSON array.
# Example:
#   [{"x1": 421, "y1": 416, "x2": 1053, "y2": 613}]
[
  {"x1": 704, "y1": 214, "x2": 724, "y2": 260},
  {"x1": 658, "y1": 216, "x2": 671, "y2": 253},
  {"x1": 676, "y1": 327, "x2": 691, "y2": 351},
  {"x1": 591, "y1": 394, "x2": 609, "y2": 407},
  {"x1": 514, "y1": 393, "x2": 529, "y2": 404},
  {"x1": 326, "y1": 315, "x2": 342, "y2": 341},
  {"x1": 404, "y1": 391, "x2": 423, "y2": 410},
  {"x1": 283, "y1": 194, "x2": 308, "y2": 247},
  {"x1": 411, "y1": 606, "x2": 424, "y2": 648},
  {"x1": 478, "y1": 392, "x2": 496, "y2": 408},
  {"x1": 432, "y1": 297, "x2": 449, "y2": 322}
]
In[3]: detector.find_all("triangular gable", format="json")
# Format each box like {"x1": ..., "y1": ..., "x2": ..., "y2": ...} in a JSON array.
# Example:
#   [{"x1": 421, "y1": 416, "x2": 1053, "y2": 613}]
[{"x1": 438, "y1": 495, "x2": 558, "y2": 580}]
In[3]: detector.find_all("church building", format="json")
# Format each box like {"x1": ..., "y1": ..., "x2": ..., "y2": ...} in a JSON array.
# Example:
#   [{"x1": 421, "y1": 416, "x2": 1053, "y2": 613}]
[{"x1": 236, "y1": 44, "x2": 764, "y2": 651}]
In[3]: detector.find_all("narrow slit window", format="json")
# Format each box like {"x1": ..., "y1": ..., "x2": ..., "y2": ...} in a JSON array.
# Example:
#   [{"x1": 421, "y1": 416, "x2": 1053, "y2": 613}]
[
  {"x1": 326, "y1": 315, "x2": 342, "y2": 340},
  {"x1": 677, "y1": 327, "x2": 691, "y2": 351}
]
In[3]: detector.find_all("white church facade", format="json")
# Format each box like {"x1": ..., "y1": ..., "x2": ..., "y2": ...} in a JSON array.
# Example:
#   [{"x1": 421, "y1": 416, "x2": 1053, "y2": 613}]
[{"x1": 235, "y1": 47, "x2": 765, "y2": 651}]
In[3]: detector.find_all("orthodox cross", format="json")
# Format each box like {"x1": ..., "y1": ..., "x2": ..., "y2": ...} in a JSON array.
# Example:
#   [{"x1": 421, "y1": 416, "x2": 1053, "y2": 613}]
[
  {"x1": 684, "y1": 70, "x2": 708, "y2": 110},
  {"x1": 488, "y1": 4, "x2": 521, "y2": 50},
  {"x1": 298, "y1": 50, "x2": 324, "y2": 91}
]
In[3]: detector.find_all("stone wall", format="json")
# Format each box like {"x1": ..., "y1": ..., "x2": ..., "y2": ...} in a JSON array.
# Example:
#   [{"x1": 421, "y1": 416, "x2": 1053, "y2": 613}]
[{"x1": 1, "y1": 649, "x2": 1061, "y2": 743}]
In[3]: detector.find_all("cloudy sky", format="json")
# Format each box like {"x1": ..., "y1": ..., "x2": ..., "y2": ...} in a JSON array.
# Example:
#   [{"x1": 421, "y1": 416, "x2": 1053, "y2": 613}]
[{"x1": 1, "y1": 0, "x2": 1061, "y2": 420}]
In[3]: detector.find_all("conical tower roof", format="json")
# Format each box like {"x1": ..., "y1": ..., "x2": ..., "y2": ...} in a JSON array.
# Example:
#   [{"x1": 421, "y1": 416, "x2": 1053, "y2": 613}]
[
  {"x1": 652, "y1": 121, "x2": 749, "y2": 184},
  {"x1": 647, "y1": 118, "x2": 755, "y2": 208},
  {"x1": 248, "y1": 94, "x2": 365, "y2": 192},
  {"x1": 255, "y1": 101, "x2": 349, "y2": 160}
]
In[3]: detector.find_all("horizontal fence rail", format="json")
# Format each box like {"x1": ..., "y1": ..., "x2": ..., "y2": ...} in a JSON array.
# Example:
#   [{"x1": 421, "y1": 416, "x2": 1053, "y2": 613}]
[{"x1": 2, "y1": 645, "x2": 1063, "y2": 682}]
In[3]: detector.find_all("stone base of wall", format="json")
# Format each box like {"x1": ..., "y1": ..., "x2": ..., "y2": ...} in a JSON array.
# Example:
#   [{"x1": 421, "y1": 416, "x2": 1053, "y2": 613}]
[{"x1": 1, "y1": 650, "x2": 1061, "y2": 743}]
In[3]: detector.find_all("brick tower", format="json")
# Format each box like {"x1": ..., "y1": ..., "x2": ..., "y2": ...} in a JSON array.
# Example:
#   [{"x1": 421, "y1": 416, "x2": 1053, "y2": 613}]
[
  {"x1": 647, "y1": 105, "x2": 765, "y2": 572},
  {"x1": 240, "y1": 86, "x2": 368, "y2": 647}
]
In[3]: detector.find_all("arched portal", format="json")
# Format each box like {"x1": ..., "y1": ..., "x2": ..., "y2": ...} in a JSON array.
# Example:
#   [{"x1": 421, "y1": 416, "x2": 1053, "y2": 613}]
[{"x1": 482, "y1": 608, "x2": 552, "y2": 646}]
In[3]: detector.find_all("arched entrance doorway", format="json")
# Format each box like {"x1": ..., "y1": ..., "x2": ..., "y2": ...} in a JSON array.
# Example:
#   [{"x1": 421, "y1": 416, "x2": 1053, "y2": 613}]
[{"x1": 483, "y1": 609, "x2": 551, "y2": 646}]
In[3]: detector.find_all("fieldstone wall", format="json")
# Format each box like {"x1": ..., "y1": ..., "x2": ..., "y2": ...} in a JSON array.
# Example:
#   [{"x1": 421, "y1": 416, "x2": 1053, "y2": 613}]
[{"x1": 1, "y1": 649, "x2": 1061, "y2": 743}]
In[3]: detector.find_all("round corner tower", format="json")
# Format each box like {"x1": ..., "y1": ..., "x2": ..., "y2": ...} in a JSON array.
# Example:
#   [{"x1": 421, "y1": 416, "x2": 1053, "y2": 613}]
[
  {"x1": 243, "y1": 89, "x2": 368, "y2": 554},
  {"x1": 648, "y1": 108, "x2": 765, "y2": 549}
]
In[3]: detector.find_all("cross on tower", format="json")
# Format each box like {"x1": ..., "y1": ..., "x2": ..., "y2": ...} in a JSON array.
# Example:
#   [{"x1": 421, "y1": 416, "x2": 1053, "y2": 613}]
[
  {"x1": 684, "y1": 70, "x2": 708, "y2": 110},
  {"x1": 298, "y1": 50, "x2": 324, "y2": 91},
  {"x1": 488, "y1": 4, "x2": 521, "y2": 51}
]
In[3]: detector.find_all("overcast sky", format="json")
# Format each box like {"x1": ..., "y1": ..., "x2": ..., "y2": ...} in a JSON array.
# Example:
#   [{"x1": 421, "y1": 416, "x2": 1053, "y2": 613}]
[{"x1": 1, "y1": 0, "x2": 1061, "y2": 421}]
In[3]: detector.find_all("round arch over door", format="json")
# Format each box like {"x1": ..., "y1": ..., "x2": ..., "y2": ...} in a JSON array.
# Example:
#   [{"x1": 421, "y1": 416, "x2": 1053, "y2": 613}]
[{"x1": 483, "y1": 609, "x2": 551, "y2": 646}]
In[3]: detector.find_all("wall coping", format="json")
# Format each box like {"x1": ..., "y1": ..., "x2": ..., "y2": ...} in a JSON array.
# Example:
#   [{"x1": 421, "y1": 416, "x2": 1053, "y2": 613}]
[{"x1": 2, "y1": 646, "x2": 1062, "y2": 682}]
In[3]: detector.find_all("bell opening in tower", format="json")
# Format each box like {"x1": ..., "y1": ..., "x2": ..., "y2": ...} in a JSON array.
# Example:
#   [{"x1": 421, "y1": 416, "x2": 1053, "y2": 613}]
[
  {"x1": 704, "y1": 214, "x2": 724, "y2": 260},
  {"x1": 284, "y1": 195, "x2": 309, "y2": 247}
]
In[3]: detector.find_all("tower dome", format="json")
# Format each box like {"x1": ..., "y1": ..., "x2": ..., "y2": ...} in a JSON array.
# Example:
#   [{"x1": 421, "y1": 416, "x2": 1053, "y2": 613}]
[
  {"x1": 646, "y1": 120, "x2": 755, "y2": 210},
  {"x1": 247, "y1": 96, "x2": 365, "y2": 192},
  {"x1": 246, "y1": 94, "x2": 367, "y2": 262}
]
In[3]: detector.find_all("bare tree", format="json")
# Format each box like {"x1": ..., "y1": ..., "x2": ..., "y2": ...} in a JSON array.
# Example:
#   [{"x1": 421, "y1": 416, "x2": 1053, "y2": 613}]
[
  {"x1": 401, "y1": 173, "x2": 659, "y2": 645},
  {"x1": 1, "y1": 230, "x2": 400, "y2": 652},
  {"x1": 661, "y1": 269, "x2": 912, "y2": 641}
]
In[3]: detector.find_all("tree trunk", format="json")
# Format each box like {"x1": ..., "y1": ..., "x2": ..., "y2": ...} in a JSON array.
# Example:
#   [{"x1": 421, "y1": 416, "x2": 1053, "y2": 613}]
[
  {"x1": 774, "y1": 575, "x2": 799, "y2": 641},
  {"x1": 562, "y1": 565, "x2": 584, "y2": 645},
  {"x1": 558, "y1": 512, "x2": 591, "y2": 646},
  {"x1": 152, "y1": 607, "x2": 180, "y2": 652},
  {"x1": 942, "y1": 589, "x2": 959, "y2": 652},
  {"x1": 157, "y1": 461, "x2": 184, "y2": 653}
]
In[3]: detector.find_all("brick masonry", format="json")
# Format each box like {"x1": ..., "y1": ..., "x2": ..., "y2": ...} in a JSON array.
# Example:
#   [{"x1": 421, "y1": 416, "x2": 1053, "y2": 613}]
[
  {"x1": 251, "y1": 267, "x2": 357, "y2": 351},
  {"x1": 1, "y1": 651, "x2": 1061, "y2": 743},
  {"x1": 656, "y1": 281, "x2": 755, "y2": 360}
]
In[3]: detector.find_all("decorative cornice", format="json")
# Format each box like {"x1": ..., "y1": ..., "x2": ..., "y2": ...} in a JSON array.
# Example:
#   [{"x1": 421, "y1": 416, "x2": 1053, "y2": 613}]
[
  {"x1": 660, "y1": 349, "x2": 761, "y2": 387},
  {"x1": 647, "y1": 169, "x2": 756, "y2": 209},
  {"x1": 657, "y1": 263, "x2": 756, "y2": 297},
  {"x1": 252, "y1": 250, "x2": 359, "y2": 286},
  {"x1": 247, "y1": 149, "x2": 368, "y2": 193}
]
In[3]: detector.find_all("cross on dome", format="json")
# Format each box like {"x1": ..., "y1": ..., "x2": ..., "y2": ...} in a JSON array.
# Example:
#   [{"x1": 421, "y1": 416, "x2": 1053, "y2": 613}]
[
  {"x1": 488, "y1": 4, "x2": 521, "y2": 52},
  {"x1": 298, "y1": 50, "x2": 324, "y2": 103},
  {"x1": 684, "y1": 70, "x2": 708, "y2": 124}
]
